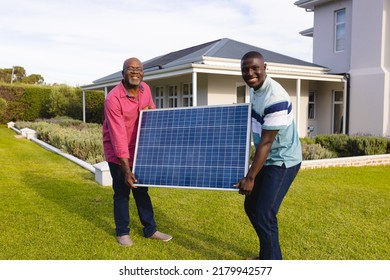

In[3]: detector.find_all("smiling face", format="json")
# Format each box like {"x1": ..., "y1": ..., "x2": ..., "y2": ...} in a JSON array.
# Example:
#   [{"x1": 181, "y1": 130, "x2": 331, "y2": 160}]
[
  {"x1": 241, "y1": 52, "x2": 267, "y2": 91},
  {"x1": 122, "y1": 57, "x2": 144, "y2": 88}
]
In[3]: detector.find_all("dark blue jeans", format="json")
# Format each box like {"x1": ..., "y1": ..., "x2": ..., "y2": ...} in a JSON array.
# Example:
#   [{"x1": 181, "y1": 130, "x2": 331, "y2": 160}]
[
  {"x1": 108, "y1": 162, "x2": 157, "y2": 237},
  {"x1": 244, "y1": 163, "x2": 301, "y2": 260}
]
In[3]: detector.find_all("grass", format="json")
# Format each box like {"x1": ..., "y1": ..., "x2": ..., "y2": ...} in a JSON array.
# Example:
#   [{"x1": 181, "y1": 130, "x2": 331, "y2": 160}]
[{"x1": 0, "y1": 126, "x2": 389, "y2": 260}]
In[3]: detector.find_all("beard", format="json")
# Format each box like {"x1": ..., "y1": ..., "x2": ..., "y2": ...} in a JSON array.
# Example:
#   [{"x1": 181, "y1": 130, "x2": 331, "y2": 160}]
[{"x1": 124, "y1": 76, "x2": 141, "y2": 88}]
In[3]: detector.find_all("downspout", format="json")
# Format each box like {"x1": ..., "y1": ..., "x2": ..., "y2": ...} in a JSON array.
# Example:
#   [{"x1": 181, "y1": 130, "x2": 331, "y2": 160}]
[{"x1": 344, "y1": 73, "x2": 350, "y2": 135}]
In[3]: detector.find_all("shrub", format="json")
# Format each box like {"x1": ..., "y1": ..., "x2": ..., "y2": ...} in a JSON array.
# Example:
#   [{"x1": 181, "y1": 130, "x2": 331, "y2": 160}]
[
  {"x1": 301, "y1": 143, "x2": 337, "y2": 160},
  {"x1": 346, "y1": 136, "x2": 388, "y2": 156},
  {"x1": 41, "y1": 85, "x2": 79, "y2": 118},
  {"x1": 0, "y1": 97, "x2": 7, "y2": 124},
  {"x1": 387, "y1": 139, "x2": 390, "y2": 153},
  {"x1": 300, "y1": 137, "x2": 315, "y2": 145},
  {"x1": 0, "y1": 83, "x2": 104, "y2": 124},
  {"x1": 15, "y1": 118, "x2": 104, "y2": 165},
  {"x1": 64, "y1": 89, "x2": 104, "y2": 124},
  {"x1": 313, "y1": 134, "x2": 350, "y2": 156}
]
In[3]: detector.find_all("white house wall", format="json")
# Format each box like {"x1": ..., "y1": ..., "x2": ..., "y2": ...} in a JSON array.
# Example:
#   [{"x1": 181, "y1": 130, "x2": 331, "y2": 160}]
[
  {"x1": 349, "y1": 0, "x2": 390, "y2": 136},
  {"x1": 196, "y1": 73, "x2": 209, "y2": 106},
  {"x1": 313, "y1": 0, "x2": 353, "y2": 73},
  {"x1": 206, "y1": 74, "x2": 241, "y2": 105}
]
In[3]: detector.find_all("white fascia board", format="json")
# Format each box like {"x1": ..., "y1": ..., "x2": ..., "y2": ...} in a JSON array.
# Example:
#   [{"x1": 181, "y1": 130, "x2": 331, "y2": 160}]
[
  {"x1": 295, "y1": 0, "x2": 332, "y2": 10},
  {"x1": 266, "y1": 62, "x2": 329, "y2": 75},
  {"x1": 269, "y1": 72, "x2": 345, "y2": 82},
  {"x1": 81, "y1": 81, "x2": 120, "y2": 90},
  {"x1": 201, "y1": 56, "x2": 240, "y2": 68}
]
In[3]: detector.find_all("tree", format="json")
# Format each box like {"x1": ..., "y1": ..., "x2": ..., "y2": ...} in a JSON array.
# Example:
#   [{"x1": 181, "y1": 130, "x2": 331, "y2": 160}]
[
  {"x1": 12, "y1": 66, "x2": 26, "y2": 82},
  {"x1": 0, "y1": 66, "x2": 44, "y2": 84},
  {"x1": 22, "y1": 74, "x2": 44, "y2": 85},
  {"x1": 0, "y1": 68, "x2": 12, "y2": 83}
]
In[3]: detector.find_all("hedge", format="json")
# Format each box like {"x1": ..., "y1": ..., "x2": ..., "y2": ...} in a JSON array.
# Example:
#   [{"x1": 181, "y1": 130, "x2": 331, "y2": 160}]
[
  {"x1": 0, "y1": 83, "x2": 104, "y2": 124},
  {"x1": 307, "y1": 134, "x2": 390, "y2": 157}
]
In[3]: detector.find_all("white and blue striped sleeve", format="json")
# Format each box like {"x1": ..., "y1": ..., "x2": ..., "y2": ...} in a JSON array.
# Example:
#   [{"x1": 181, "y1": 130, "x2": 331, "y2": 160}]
[{"x1": 262, "y1": 101, "x2": 293, "y2": 130}]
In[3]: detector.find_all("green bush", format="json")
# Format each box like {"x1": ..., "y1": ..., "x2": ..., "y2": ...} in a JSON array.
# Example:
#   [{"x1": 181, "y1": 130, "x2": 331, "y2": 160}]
[
  {"x1": 346, "y1": 136, "x2": 388, "y2": 156},
  {"x1": 15, "y1": 118, "x2": 104, "y2": 164},
  {"x1": 69, "y1": 89, "x2": 105, "y2": 124},
  {"x1": 387, "y1": 139, "x2": 390, "y2": 153},
  {"x1": 0, "y1": 84, "x2": 26, "y2": 121},
  {"x1": 300, "y1": 137, "x2": 315, "y2": 145},
  {"x1": 301, "y1": 143, "x2": 337, "y2": 160},
  {"x1": 313, "y1": 134, "x2": 349, "y2": 156},
  {"x1": 23, "y1": 85, "x2": 51, "y2": 121},
  {"x1": 41, "y1": 85, "x2": 79, "y2": 119},
  {"x1": 0, "y1": 97, "x2": 7, "y2": 124},
  {"x1": 0, "y1": 83, "x2": 104, "y2": 124},
  {"x1": 312, "y1": 134, "x2": 390, "y2": 157}
]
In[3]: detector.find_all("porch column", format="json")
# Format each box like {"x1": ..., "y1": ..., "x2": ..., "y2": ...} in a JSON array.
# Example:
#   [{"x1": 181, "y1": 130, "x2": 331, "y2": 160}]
[
  {"x1": 192, "y1": 71, "x2": 197, "y2": 107},
  {"x1": 82, "y1": 90, "x2": 86, "y2": 123},
  {"x1": 295, "y1": 79, "x2": 301, "y2": 136},
  {"x1": 104, "y1": 87, "x2": 108, "y2": 98}
]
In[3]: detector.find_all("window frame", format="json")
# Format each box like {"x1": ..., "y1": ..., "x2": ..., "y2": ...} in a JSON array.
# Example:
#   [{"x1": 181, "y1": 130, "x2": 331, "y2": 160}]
[
  {"x1": 334, "y1": 8, "x2": 346, "y2": 52},
  {"x1": 168, "y1": 85, "x2": 178, "y2": 108},
  {"x1": 308, "y1": 90, "x2": 316, "y2": 120},
  {"x1": 154, "y1": 86, "x2": 164, "y2": 109},
  {"x1": 182, "y1": 83, "x2": 193, "y2": 107}
]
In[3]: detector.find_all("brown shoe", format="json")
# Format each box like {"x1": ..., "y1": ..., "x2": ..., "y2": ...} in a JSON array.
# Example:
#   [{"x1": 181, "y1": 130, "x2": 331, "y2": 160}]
[
  {"x1": 116, "y1": 235, "x2": 133, "y2": 246},
  {"x1": 149, "y1": 231, "x2": 172, "y2": 242}
]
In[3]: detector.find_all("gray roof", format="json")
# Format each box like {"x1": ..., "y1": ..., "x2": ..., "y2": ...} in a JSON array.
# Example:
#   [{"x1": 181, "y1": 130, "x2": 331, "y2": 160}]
[{"x1": 93, "y1": 38, "x2": 318, "y2": 84}]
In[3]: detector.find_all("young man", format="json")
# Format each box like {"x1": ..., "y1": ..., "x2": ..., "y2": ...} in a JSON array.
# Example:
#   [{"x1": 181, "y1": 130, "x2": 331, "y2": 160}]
[
  {"x1": 235, "y1": 51, "x2": 302, "y2": 259},
  {"x1": 103, "y1": 57, "x2": 172, "y2": 246}
]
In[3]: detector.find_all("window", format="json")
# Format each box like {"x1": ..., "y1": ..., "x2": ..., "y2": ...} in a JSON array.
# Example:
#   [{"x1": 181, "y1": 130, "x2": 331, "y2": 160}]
[
  {"x1": 236, "y1": 85, "x2": 246, "y2": 103},
  {"x1": 182, "y1": 83, "x2": 193, "y2": 107},
  {"x1": 335, "y1": 8, "x2": 346, "y2": 52},
  {"x1": 155, "y1": 86, "x2": 164, "y2": 109},
  {"x1": 332, "y1": 91, "x2": 344, "y2": 133},
  {"x1": 168, "y1": 85, "x2": 178, "y2": 108},
  {"x1": 308, "y1": 91, "x2": 316, "y2": 119}
]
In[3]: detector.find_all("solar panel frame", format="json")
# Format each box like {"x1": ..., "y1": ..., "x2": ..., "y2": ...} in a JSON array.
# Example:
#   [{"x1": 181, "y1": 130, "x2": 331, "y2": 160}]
[{"x1": 133, "y1": 103, "x2": 251, "y2": 191}]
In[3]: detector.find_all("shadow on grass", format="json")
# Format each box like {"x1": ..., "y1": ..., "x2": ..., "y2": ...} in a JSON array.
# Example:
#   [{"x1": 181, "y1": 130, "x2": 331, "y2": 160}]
[
  {"x1": 151, "y1": 207, "x2": 255, "y2": 259},
  {"x1": 23, "y1": 171, "x2": 254, "y2": 259},
  {"x1": 24, "y1": 172, "x2": 116, "y2": 237}
]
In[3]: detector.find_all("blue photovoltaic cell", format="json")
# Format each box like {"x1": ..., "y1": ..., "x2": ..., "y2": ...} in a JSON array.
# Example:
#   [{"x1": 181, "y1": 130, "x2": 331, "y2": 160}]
[{"x1": 133, "y1": 104, "x2": 251, "y2": 191}]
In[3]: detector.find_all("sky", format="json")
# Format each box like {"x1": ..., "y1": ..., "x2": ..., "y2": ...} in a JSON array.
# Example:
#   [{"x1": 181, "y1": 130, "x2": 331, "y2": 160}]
[{"x1": 0, "y1": 0, "x2": 313, "y2": 86}]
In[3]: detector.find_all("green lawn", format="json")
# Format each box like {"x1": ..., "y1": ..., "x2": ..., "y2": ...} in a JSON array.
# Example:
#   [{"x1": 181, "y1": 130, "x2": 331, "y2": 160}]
[{"x1": 0, "y1": 127, "x2": 389, "y2": 260}]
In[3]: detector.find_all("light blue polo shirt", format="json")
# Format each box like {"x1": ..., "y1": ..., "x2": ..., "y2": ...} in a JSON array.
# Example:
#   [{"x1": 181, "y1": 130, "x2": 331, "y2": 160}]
[{"x1": 251, "y1": 76, "x2": 302, "y2": 167}]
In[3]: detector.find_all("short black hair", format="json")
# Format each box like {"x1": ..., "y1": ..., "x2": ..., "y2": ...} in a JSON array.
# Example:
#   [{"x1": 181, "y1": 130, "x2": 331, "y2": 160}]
[{"x1": 241, "y1": 51, "x2": 264, "y2": 62}]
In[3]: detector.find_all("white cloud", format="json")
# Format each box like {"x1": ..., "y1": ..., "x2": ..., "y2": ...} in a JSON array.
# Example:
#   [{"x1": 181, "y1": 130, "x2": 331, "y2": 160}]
[{"x1": 0, "y1": 0, "x2": 313, "y2": 86}]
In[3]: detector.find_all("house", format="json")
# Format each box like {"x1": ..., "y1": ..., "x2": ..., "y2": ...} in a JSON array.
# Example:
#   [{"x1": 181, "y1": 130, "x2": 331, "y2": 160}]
[
  {"x1": 81, "y1": 38, "x2": 346, "y2": 137},
  {"x1": 295, "y1": 0, "x2": 390, "y2": 137}
]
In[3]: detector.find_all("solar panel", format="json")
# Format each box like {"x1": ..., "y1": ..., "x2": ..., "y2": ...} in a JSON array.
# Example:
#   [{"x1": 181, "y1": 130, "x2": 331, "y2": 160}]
[{"x1": 133, "y1": 103, "x2": 251, "y2": 191}]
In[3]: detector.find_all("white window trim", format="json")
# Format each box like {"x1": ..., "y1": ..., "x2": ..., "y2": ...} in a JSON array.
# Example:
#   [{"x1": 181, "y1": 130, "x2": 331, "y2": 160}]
[
  {"x1": 332, "y1": 90, "x2": 344, "y2": 133},
  {"x1": 236, "y1": 83, "x2": 249, "y2": 104},
  {"x1": 308, "y1": 90, "x2": 316, "y2": 120},
  {"x1": 334, "y1": 8, "x2": 346, "y2": 53},
  {"x1": 168, "y1": 85, "x2": 178, "y2": 108},
  {"x1": 155, "y1": 86, "x2": 164, "y2": 109},
  {"x1": 182, "y1": 83, "x2": 193, "y2": 107}
]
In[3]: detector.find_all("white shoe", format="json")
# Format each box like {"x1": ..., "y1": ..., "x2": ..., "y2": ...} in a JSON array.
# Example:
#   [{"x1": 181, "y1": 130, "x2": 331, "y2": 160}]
[
  {"x1": 116, "y1": 235, "x2": 133, "y2": 246},
  {"x1": 149, "y1": 231, "x2": 172, "y2": 242}
]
